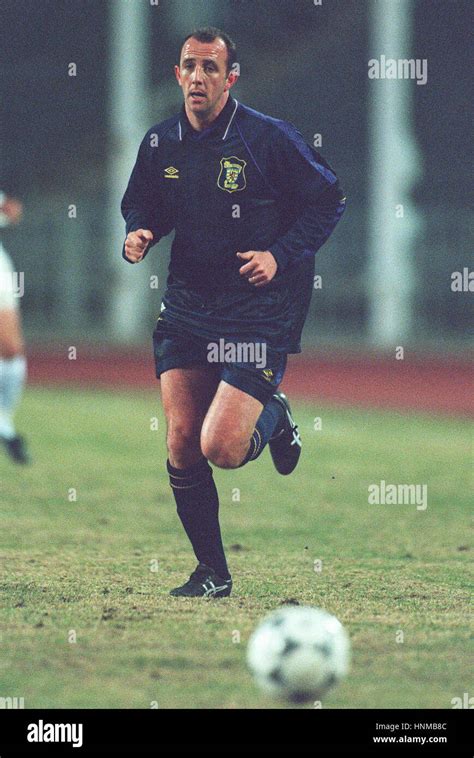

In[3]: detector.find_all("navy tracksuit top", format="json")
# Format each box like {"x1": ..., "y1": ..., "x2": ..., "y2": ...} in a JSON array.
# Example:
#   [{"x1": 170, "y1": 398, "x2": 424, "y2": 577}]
[{"x1": 121, "y1": 95, "x2": 346, "y2": 353}]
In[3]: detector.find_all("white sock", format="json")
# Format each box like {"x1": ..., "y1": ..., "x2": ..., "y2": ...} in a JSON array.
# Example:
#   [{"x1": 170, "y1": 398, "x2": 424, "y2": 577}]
[{"x1": 0, "y1": 355, "x2": 27, "y2": 439}]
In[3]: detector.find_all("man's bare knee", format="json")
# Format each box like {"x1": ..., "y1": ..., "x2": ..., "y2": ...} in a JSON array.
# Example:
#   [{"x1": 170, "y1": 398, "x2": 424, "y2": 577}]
[
  {"x1": 167, "y1": 424, "x2": 203, "y2": 469},
  {"x1": 201, "y1": 433, "x2": 248, "y2": 469}
]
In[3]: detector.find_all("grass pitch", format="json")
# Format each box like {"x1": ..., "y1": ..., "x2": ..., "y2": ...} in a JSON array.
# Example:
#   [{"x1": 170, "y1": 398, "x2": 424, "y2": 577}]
[{"x1": 0, "y1": 387, "x2": 471, "y2": 709}]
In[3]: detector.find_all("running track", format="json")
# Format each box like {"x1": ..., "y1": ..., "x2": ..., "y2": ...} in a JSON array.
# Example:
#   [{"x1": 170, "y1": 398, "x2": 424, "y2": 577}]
[{"x1": 27, "y1": 348, "x2": 473, "y2": 418}]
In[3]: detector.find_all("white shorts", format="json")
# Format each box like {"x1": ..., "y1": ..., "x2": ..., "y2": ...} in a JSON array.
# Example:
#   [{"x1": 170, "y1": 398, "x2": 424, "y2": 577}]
[{"x1": 0, "y1": 243, "x2": 19, "y2": 311}]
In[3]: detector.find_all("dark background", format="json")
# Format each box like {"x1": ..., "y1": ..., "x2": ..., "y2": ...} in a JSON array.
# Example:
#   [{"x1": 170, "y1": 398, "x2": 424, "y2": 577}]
[{"x1": 1, "y1": 0, "x2": 472, "y2": 347}]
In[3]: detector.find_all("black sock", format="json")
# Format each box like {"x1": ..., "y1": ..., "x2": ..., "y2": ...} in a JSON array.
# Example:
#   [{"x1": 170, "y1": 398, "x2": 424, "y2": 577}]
[
  {"x1": 167, "y1": 457, "x2": 230, "y2": 580},
  {"x1": 239, "y1": 395, "x2": 285, "y2": 466}
]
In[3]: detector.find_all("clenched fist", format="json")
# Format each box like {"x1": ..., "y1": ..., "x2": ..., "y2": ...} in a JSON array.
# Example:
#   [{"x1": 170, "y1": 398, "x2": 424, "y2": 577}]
[
  {"x1": 237, "y1": 250, "x2": 278, "y2": 287},
  {"x1": 124, "y1": 229, "x2": 154, "y2": 263}
]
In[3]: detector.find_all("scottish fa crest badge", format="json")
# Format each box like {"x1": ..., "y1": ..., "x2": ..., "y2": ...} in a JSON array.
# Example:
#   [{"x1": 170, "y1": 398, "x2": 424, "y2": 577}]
[{"x1": 217, "y1": 156, "x2": 247, "y2": 193}]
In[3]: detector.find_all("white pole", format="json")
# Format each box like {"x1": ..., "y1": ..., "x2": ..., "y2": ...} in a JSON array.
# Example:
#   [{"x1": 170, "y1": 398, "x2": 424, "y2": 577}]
[
  {"x1": 107, "y1": 0, "x2": 151, "y2": 342},
  {"x1": 106, "y1": 1, "x2": 227, "y2": 342},
  {"x1": 367, "y1": 0, "x2": 423, "y2": 348}
]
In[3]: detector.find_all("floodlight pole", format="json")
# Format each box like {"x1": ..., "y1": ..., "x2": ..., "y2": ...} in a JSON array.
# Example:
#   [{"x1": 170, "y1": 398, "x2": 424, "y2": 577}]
[
  {"x1": 107, "y1": 0, "x2": 151, "y2": 342},
  {"x1": 366, "y1": 0, "x2": 423, "y2": 348}
]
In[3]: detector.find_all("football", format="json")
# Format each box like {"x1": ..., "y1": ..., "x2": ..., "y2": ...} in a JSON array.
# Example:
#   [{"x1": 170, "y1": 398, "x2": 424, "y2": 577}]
[{"x1": 246, "y1": 605, "x2": 350, "y2": 703}]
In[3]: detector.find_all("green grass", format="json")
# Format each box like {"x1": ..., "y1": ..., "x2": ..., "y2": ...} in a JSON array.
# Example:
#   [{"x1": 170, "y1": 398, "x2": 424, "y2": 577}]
[{"x1": 0, "y1": 387, "x2": 472, "y2": 709}]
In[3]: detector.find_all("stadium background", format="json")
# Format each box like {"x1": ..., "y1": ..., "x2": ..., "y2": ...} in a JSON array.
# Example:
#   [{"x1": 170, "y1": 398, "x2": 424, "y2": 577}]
[
  {"x1": 0, "y1": 0, "x2": 472, "y2": 713},
  {"x1": 1, "y1": 0, "x2": 472, "y2": 364}
]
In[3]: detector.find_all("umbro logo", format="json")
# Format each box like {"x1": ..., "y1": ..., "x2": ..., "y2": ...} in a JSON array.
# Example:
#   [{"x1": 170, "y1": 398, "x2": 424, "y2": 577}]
[{"x1": 164, "y1": 166, "x2": 179, "y2": 179}]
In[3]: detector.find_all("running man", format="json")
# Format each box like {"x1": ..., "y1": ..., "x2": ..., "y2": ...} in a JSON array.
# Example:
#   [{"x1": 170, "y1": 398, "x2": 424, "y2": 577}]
[{"x1": 121, "y1": 27, "x2": 345, "y2": 597}]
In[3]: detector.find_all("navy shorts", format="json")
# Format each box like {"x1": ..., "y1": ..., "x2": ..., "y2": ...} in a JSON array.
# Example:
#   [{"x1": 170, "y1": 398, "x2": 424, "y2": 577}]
[{"x1": 152, "y1": 319, "x2": 287, "y2": 406}]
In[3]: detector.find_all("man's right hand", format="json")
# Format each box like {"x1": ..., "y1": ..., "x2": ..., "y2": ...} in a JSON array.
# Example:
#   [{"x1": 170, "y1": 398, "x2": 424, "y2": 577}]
[{"x1": 124, "y1": 229, "x2": 154, "y2": 263}]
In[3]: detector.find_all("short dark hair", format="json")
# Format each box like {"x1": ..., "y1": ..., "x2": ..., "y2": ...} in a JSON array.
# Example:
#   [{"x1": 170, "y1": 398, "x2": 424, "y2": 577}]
[{"x1": 181, "y1": 27, "x2": 237, "y2": 75}]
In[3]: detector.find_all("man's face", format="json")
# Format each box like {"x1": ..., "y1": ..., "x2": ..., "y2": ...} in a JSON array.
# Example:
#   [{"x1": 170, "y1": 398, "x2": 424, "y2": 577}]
[{"x1": 175, "y1": 37, "x2": 236, "y2": 117}]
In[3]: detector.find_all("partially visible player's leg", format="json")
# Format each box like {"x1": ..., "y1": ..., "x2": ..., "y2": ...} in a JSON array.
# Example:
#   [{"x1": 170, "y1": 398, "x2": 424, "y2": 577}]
[
  {"x1": 0, "y1": 299, "x2": 30, "y2": 464},
  {"x1": 161, "y1": 367, "x2": 216, "y2": 469},
  {"x1": 160, "y1": 367, "x2": 232, "y2": 596},
  {"x1": 201, "y1": 381, "x2": 266, "y2": 468},
  {"x1": 201, "y1": 353, "x2": 301, "y2": 474},
  {"x1": 0, "y1": 306, "x2": 24, "y2": 358}
]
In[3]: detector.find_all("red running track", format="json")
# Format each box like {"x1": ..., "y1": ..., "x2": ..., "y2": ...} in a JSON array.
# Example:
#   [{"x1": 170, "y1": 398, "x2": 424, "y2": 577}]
[{"x1": 27, "y1": 348, "x2": 473, "y2": 418}]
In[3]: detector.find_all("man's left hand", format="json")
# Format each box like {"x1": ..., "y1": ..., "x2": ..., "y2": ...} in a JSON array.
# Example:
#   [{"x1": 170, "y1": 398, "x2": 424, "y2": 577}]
[{"x1": 237, "y1": 250, "x2": 277, "y2": 287}]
